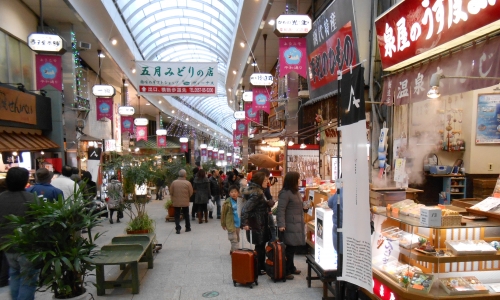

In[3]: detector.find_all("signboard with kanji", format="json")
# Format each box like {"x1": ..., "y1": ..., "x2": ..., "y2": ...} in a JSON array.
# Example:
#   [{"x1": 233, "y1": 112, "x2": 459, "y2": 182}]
[{"x1": 136, "y1": 61, "x2": 218, "y2": 96}]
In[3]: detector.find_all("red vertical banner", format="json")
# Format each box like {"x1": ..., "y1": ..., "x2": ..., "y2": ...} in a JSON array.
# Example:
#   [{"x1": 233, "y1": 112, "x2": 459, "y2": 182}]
[
  {"x1": 279, "y1": 38, "x2": 307, "y2": 78},
  {"x1": 245, "y1": 102, "x2": 259, "y2": 125},
  {"x1": 233, "y1": 130, "x2": 243, "y2": 147},
  {"x1": 252, "y1": 87, "x2": 270, "y2": 113},
  {"x1": 236, "y1": 120, "x2": 247, "y2": 137},
  {"x1": 96, "y1": 97, "x2": 114, "y2": 121},
  {"x1": 219, "y1": 152, "x2": 225, "y2": 161},
  {"x1": 180, "y1": 142, "x2": 188, "y2": 153},
  {"x1": 201, "y1": 148, "x2": 207, "y2": 157},
  {"x1": 208, "y1": 149, "x2": 213, "y2": 159},
  {"x1": 234, "y1": 157, "x2": 240, "y2": 165},
  {"x1": 157, "y1": 136, "x2": 167, "y2": 148},
  {"x1": 226, "y1": 155, "x2": 232, "y2": 163},
  {"x1": 35, "y1": 54, "x2": 62, "y2": 91},
  {"x1": 136, "y1": 126, "x2": 147, "y2": 141},
  {"x1": 121, "y1": 116, "x2": 134, "y2": 134},
  {"x1": 212, "y1": 151, "x2": 218, "y2": 160}
]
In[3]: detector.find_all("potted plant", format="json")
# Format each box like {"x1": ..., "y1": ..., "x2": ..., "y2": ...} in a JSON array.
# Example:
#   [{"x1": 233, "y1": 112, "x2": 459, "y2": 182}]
[
  {"x1": 164, "y1": 199, "x2": 175, "y2": 218},
  {"x1": 0, "y1": 188, "x2": 104, "y2": 299}
]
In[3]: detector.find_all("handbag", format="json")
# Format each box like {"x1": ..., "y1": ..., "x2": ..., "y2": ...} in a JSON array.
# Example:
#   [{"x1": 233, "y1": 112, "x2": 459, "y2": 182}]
[{"x1": 207, "y1": 198, "x2": 215, "y2": 211}]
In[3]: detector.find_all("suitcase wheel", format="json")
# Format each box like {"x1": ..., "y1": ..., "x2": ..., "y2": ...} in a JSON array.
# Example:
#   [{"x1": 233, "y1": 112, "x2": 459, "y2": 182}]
[
  {"x1": 283, "y1": 279, "x2": 286, "y2": 282},
  {"x1": 255, "y1": 281, "x2": 258, "y2": 286},
  {"x1": 233, "y1": 281, "x2": 236, "y2": 287},
  {"x1": 249, "y1": 284, "x2": 253, "y2": 289}
]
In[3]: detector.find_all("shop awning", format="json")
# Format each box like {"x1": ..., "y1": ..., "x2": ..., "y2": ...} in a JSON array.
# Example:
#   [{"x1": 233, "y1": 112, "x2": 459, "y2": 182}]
[{"x1": 0, "y1": 131, "x2": 60, "y2": 151}]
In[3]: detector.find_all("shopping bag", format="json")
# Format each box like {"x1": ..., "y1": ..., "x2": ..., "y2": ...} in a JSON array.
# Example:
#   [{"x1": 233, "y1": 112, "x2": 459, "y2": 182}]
[{"x1": 207, "y1": 198, "x2": 215, "y2": 211}]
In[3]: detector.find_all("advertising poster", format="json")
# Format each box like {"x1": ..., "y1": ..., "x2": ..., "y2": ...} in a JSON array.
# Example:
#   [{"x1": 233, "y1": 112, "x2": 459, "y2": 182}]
[
  {"x1": 279, "y1": 38, "x2": 307, "y2": 78},
  {"x1": 157, "y1": 135, "x2": 167, "y2": 148},
  {"x1": 121, "y1": 116, "x2": 134, "y2": 134},
  {"x1": 35, "y1": 54, "x2": 62, "y2": 91},
  {"x1": 252, "y1": 86, "x2": 270, "y2": 113},
  {"x1": 136, "y1": 126, "x2": 147, "y2": 142},
  {"x1": 245, "y1": 102, "x2": 259, "y2": 125},
  {"x1": 476, "y1": 94, "x2": 500, "y2": 144},
  {"x1": 337, "y1": 66, "x2": 372, "y2": 292},
  {"x1": 96, "y1": 97, "x2": 113, "y2": 121}
]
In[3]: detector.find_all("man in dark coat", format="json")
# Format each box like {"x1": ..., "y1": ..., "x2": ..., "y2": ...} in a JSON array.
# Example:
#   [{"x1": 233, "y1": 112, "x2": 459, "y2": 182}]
[{"x1": 210, "y1": 170, "x2": 223, "y2": 219}]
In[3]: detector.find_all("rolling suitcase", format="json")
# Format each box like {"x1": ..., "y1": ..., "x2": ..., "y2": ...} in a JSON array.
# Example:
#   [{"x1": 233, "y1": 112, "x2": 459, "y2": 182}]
[
  {"x1": 232, "y1": 230, "x2": 258, "y2": 288},
  {"x1": 265, "y1": 232, "x2": 286, "y2": 282}
]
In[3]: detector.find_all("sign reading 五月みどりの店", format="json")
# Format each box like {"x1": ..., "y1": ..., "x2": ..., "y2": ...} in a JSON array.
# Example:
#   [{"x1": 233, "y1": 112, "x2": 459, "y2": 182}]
[
  {"x1": 136, "y1": 61, "x2": 218, "y2": 96},
  {"x1": 375, "y1": 0, "x2": 500, "y2": 71},
  {"x1": 305, "y1": 0, "x2": 359, "y2": 102},
  {"x1": 0, "y1": 86, "x2": 37, "y2": 125}
]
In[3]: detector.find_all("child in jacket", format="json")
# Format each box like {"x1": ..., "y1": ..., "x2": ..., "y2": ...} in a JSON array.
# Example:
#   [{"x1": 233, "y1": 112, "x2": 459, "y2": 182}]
[{"x1": 221, "y1": 185, "x2": 240, "y2": 254}]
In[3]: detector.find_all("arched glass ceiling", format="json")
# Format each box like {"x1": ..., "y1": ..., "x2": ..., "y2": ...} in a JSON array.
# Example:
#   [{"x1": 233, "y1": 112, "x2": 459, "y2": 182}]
[{"x1": 114, "y1": 0, "x2": 241, "y2": 134}]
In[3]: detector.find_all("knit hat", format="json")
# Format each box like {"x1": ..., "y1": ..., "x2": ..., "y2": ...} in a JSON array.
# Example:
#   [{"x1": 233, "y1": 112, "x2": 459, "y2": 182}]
[{"x1": 36, "y1": 168, "x2": 53, "y2": 183}]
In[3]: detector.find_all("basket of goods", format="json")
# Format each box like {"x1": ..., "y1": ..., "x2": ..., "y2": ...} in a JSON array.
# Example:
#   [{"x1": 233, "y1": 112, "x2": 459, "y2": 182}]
[{"x1": 441, "y1": 209, "x2": 462, "y2": 226}]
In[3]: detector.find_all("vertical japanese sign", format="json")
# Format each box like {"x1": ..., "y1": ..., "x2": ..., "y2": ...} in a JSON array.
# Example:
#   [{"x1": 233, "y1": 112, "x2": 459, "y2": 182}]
[
  {"x1": 337, "y1": 66, "x2": 372, "y2": 293},
  {"x1": 35, "y1": 54, "x2": 62, "y2": 91},
  {"x1": 136, "y1": 61, "x2": 218, "y2": 96},
  {"x1": 121, "y1": 116, "x2": 134, "y2": 134},
  {"x1": 136, "y1": 126, "x2": 147, "y2": 142},
  {"x1": 279, "y1": 38, "x2": 307, "y2": 78},
  {"x1": 306, "y1": 0, "x2": 359, "y2": 102},
  {"x1": 180, "y1": 141, "x2": 188, "y2": 153},
  {"x1": 96, "y1": 97, "x2": 113, "y2": 121},
  {"x1": 375, "y1": 0, "x2": 500, "y2": 71},
  {"x1": 252, "y1": 87, "x2": 270, "y2": 113},
  {"x1": 157, "y1": 136, "x2": 167, "y2": 148},
  {"x1": 245, "y1": 102, "x2": 259, "y2": 125}
]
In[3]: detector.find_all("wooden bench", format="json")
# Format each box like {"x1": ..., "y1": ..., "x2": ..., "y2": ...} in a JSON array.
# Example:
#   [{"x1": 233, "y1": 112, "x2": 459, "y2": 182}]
[
  {"x1": 306, "y1": 254, "x2": 337, "y2": 300},
  {"x1": 92, "y1": 233, "x2": 155, "y2": 295}
]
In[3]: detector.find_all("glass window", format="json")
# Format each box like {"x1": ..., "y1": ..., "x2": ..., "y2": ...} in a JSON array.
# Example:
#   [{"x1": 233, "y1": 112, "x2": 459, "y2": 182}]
[
  {"x1": 8, "y1": 36, "x2": 22, "y2": 84},
  {"x1": 0, "y1": 31, "x2": 8, "y2": 83},
  {"x1": 20, "y1": 43, "x2": 33, "y2": 91}
]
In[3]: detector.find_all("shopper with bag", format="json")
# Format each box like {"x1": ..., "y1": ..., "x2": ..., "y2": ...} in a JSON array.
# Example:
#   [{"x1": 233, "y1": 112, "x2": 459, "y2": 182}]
[
  {"x1": 210, "y1": 170, "x2": 223, "y2": 219},
  {"x1": 193, "y1": 169, "x2": 211, "y2": 224},
  {"x1": 107, "y1": 175, "x2": 124, "y2": 224},
  {"x1": 241, "y1": 172, "x2": 272, "y2": 276},
  {"x1": 277, "y1": 171, "x2": 305, "y2": 279}
]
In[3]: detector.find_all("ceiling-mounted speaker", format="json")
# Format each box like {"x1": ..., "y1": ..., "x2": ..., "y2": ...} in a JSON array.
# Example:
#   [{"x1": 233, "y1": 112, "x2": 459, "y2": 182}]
[{"x1": 78, "y1": 41, "x2": 91, "y2": 50}]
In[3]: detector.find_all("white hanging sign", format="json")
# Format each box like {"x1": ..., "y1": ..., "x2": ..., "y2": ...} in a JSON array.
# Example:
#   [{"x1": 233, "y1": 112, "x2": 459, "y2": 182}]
[
  {"x1": 242, "y1": 91, "x2": 253, "y2": 102},
  {"x1": 92, "y1": 85, "x2": 116, "y2": 97},
  {"x1": 250, "y1": 73, "x2": 273, "y2": 86},
  {"x1": 233, "y1": 111, "x2": 245, "y2": 120},
  {"x1": 275, "y1": 14, "x2": 312, "y2": 35},
  {"x1": 27, "y1": 33, "x2": 63, "y2": 52}
]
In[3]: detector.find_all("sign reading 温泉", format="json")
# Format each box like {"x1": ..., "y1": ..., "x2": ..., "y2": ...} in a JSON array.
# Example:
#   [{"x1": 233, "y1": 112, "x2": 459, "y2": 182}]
[
  {"x1": 375, "y1": 0, "x2": 500, "y2": 71},
  {"x1": 136, "y1": 61, "x2": 218, "y2": 96},
  {"x1": 96, "y1": 98, "x2": 113, "y2": 121},
  {"x1": 36, "y1": 54, "x2": 62, "y2": 91},
  {"x1": 28, "y1": 33, "x2": 63, "y2": 53},
  {"x1": 121, "y1": 116, "x2": 134, "y2": 134},
  {"x1": 274, "y1": 14, "x2": 312, "y2": 37},
  {"x1": 381, "y1": 36, "x2": 500, "y2": 106},
  {"x1": 337, "y1": 66, "x2": 372, "y2": 293},
  {"x1": 252, "y1": 87, "x2": 270, "y2": 113},
  {"x1": 306, "y1": 0, "x2": 359, "y2": 102},
  {"x1": 279, "y1": 38, "x2": 307, "y2": 78},
  {"x1": 0, "y1": 86, "x2": 37, "y2": 125},
  {"x1": 245, "y1": 102, "x2": 259, "y2": 125}
]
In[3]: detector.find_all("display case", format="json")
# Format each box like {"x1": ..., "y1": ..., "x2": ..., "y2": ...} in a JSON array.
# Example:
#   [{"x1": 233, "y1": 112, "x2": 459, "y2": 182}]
[{"x1": 371, "y1": 210, "x2": 500, "y2": 299}]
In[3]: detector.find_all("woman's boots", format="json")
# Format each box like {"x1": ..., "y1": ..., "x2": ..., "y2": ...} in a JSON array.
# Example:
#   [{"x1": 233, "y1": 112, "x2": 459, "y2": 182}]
[
  {"x1": 204, "y1": 210, "x2": 208, "y2": 223},
  {"x1": 197, "y1": 212, "x2": 203, "y2": 224}
]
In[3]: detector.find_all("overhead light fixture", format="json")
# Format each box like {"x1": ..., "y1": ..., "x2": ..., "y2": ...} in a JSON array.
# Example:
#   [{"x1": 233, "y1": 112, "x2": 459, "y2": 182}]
[
  {"x1": 167, "y1": 116, "x2": 171, "y2": 118},
  {"x1": 251, "y1": 61, "x2": 257, "y2": 67},
  {"x1": 233, "y1": 70, "x2": 237, "y2": 75},
  {"x1": 197, "y1": 123, "x2": 200, "y2": 126},
  {"x1": 124, "y1": 82, "x2": 129, "y2": 87},
  {"x1": 98, "y1": 51, "x2": 105, "y2": 58},
  {"x1": 259, "y1": 20, "x2": 265, "y2": 29},
  {"x1": 134, "y1": 147, "x2": 139, "y2": 152},
  {"x1": 156, "y1": 129, "x2": 167, "y2": 135},
  {"x1": 427, "y1": 72, "x2": 500, "y2": 99},
  {"x1": 268, "y1": 19, "x2": 275, "y2": 26},
  {"x1": 41, "y1": 151, "x2": 45, "y2": 155},
  {"x1": 229, "y1": 100, "x2": 233, "y2": 103},
  {"x1": 247, "y1": 56, "x2": 252, "y2": 64},
  {"x1": 228, "y1": 88, "x2": 232, "y2": 92},
  {"x1": 300, "y1": 143, "x2": 307, "y2": 149},
  {"x1": 186, "y1": 117, "x2": 189, "y2": 121},
  {"x1": 288, "y1": 140, "x2": 294, "y2": 146},
  {"x1": 171, "y1": 110, "x2": 175, "y2": 113},
  {"x1": 132, "y1": 68, "x2": 136, "y2": 74},
  {"x1": 12, "y1": 151, "x2": 18, "y2": 156},
  {"x1": 240, "y1": 41, "x2": 246, "y2": 48},
  {"x1": 145, "y1": 103, "x2": 151, "y2": 105},
  {"x1": 158, "y1": 100, "x2": 162, "y2": 104},
  {"x1": 110, "y1": 38, "x2": 117, "y2": 45}
]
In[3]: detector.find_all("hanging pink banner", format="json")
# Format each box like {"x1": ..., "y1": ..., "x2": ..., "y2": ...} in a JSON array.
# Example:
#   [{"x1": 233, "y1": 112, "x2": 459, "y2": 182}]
[
  {"x1": 201, "y1": 148, "x2": 207, "y2": 156},
  {"x1": 234, "y1": 158, "x2": 240, "y2": 165},
  {"x1": 121, "y1": 116, "x2": 134, "y2": 134},
  {"x1": 233, "y1": 130, "x2": 243, "y2": 147},
  {"x1": 279, "y1": 38, "x2": 307, "y2": 78},
  {"x1": 212, "y1": 150, "x2": 218, "y2": 160},
  {"x1": 236, "y1": 120, "x2": 247, "y2": 137},
  {"x1": 219, "y1": 152, "x2": 225, "y2": 161},
  {"x1": 35, "y1": 54, "x2": 62, "y2": 91},
  {"x1": 381, "y1": 36, "x2": 500, "y2": 106},
  {"x1": 157, "y1": 135, "x2": 167, "y2": 148},
  {"x1": 208, "y1": 149, "x2": 213, "y2": 159},
  {"x1": 226, "y1": 155, "x2": 232, "y2": 163},
  {"x1": 136, "y1": 126, "x2": 147, "y2": 141},
  {"x1": 96, "y1": 97, "x2": 113, "y2": 121},
  {"x1": 245, "y1": 102, "x2": 259, "y2": 125},
  {"x1": 252, "y1": 87, "x2": 270, "y2": 113},
  {"x1": 180, "y1": 142, "x2": 188, "y2": 153}
]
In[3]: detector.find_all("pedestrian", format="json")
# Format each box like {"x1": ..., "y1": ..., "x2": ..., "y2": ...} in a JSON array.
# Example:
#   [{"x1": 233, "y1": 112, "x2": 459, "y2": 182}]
[
  {"x1": 223, "y1": 171, "x2": 238, "y2": 197},
  {"x1": 221, "y1": 185, "x2": 241, "y2": 255},
  {"x1": 70, "y1": 167, "x2": 81, "y2": 182},
  {"x1": 277, "y1": 171, "x2": 305, "y2": 280},
  {"x1": 210, "y1": 170, "x2": 223, "y2": 219},
  {"x1": 190, "y1": 167, "x2": 199, "y2": 220},
  {"x1": 106, "y1": 175, "x2": 123, "y2": 224},
  {"x1": 26, "y1": 167, "x2": 63, "y2": 202},
  {"x1": 169, "y1": 169, "x2": 193, "y2": 234},
  {"x1": 241, "y1": 171, "x2": 272, "y2": 276},
  {"x1": 155, "y1": 175, "x2": 165, "y2": 200},
  {"x1": 81, "y1": 171, "x2": 97, "y2": 201},
  {"x1": 0, "y1": 167, "x2": 39, "y2": 299},
  {"x1": 254, "y1": 168, "x2": 277, "y2": 241},
  {"x1": 51, "y1": 165, "x2": 80, "y2": 200},
  {"x1": 193, "y1": 169, "x2": 211, "y2": 224}
]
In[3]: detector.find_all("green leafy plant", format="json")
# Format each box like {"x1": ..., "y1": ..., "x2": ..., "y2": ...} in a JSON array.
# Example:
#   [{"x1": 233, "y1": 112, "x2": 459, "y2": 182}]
[
  {"x1": 0, "y1": 188, "x2": 104, "y2": 299},
  {"x1": 164, "y1": 199, "x2": 173, "y2": 211},
  {"x1": 125, "y1": 213, "x2": 155, "y2": 232}
]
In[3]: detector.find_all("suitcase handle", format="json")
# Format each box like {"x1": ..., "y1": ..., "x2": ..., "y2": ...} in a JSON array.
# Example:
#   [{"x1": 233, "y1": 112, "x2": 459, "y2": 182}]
[{"x1": 241, "y1": 229, "x2": 252, "y2": 249}]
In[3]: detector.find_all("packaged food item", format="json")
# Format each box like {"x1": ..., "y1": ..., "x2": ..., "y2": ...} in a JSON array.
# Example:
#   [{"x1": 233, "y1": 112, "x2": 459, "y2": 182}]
[
  {"x1": 439, "y1": 277, "x2": 489, "y2": 295},
  {"x1": 445, "y1": 240, "x2": 498, "y2": 255},
  {"x1": 408, "y1": 272, "x2": 434, "y2": 294}
]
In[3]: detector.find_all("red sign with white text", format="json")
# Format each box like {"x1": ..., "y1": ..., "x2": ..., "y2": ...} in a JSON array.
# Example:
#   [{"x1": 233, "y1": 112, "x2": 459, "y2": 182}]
[
  {"x1": 307, "y1": 22, "x2": 357, "y2": 93},
  {"x1": 372, "y1": 277, "x2": 399, "y2": 300},
  {"x1": 375, "y1": 0, "x2": 500, "y2": 70}
]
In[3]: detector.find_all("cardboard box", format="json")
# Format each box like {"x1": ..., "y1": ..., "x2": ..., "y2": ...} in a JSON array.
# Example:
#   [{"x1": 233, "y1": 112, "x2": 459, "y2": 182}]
[{"x1": 420, "y1": 207, "x2": 442, "y2": 227}]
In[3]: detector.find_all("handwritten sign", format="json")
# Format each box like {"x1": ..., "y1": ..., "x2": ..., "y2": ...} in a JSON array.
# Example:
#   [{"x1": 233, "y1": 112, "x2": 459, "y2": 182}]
[{"x1": 0, "y1": 86, "x2": 37, "y2": 125}]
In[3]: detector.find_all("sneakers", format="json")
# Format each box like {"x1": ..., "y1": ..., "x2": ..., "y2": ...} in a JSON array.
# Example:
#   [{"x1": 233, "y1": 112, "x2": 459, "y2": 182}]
[
  {"x1": 176, "y1": 229, "x2": 180, "y2": 234},
  {"x1": 185, "y1": 228, "x2": 191, "y2": 232},
  {"x1": 286, "y1": 274, "x2": 294, "y2": 280}
]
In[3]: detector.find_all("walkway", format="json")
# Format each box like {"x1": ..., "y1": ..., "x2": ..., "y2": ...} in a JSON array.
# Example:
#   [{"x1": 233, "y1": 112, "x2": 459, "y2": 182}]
[{"x1": 0, "y1": 198, "x2": 326, "y2": 300}]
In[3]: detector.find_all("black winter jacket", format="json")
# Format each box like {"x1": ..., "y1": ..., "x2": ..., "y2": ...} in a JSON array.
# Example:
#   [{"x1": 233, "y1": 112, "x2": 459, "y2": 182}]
[{"x1": 240, "y1": 182, "x2": 271, "y2": 245}]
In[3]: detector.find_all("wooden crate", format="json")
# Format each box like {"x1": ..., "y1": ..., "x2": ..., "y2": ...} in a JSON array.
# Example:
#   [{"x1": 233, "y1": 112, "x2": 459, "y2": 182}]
[
  {"x1": 451, "y1": 198, "x2": 481, "y2": 208},
  {"x1": 473, "y1": 179, "x2": 497, "y2": 199},
  {"x1": 369, "y1": 190, "x2": 406, "y2": 206}
]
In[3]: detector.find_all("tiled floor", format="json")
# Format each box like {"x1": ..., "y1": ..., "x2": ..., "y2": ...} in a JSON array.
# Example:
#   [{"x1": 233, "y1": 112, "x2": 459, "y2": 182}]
[{"x1": 0, "y1": 198, "x2": 326, "y2": 299}]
